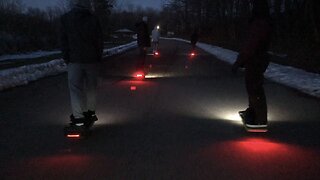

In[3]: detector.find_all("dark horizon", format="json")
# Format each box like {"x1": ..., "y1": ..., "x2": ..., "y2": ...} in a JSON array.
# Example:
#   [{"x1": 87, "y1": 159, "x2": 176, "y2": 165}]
[{"x1": 20, "y1": 0, "x2": 162, "y2": 10}]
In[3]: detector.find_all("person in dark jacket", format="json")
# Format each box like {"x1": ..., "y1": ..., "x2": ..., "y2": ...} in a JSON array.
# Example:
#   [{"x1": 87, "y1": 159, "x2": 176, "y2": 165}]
[
  {"x1": 232, "y1": 0, "x2": 272, "y2": 132},
  {"x1": 135, "y1": 16, "x2": 151, "y2": 70},
  {"x1": 190, "y1": 28, "x2": 199, "y2": 51},
  {"x1": 60, "y1": 0, "x2": 103, "y2": 125}
]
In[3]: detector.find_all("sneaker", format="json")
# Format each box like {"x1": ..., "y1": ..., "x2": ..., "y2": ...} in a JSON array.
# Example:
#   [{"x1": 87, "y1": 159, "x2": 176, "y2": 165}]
[
  {"x1": 239, "y1": 108, "x2": 268, "y2": 132},
  {"x1": 245, "y1": 123, "x2": 268, "y2": 133},
  {"x1": 69, "y1": 114, "x2": 86, "y2": 126},
  {"x1": 84, "y1": 110, "x2": 98, "y2": 121},
  {"x1": 239, "y1": 108, "x2": 254, "y2": 121},
  {"x1": 83, "y1": 111, "x2": 98, "y2": 128}
]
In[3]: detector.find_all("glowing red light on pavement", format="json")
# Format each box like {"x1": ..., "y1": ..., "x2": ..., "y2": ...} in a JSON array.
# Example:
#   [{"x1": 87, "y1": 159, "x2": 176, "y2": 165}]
[
  {"x1": 134, "y1": 71, "x2": 145, "y2": 79},
  {"x1": 67, "y1": 134, "x2": 81, "y2": 138},
  {"x1": 247, "y1": 129, "x2": 268, "y2": 133},
  {"x1": 236, "y1": 138, "x2": 282, "y2": 153},
  {"x1": 130, "y1": 86, "x2": 137, "y2": 91}
]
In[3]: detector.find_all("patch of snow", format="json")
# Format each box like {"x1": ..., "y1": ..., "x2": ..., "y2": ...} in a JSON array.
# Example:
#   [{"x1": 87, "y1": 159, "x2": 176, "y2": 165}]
[
  {"x1": 165, "y1": 38, "x2": 320, "y2": 98},
  {"x1": 0, "y1": 41, "x2": 137, "y2": 91},
  {"x1": 0, "y1": 59, "x2": 66, "y2": 91},
  {"x1": 0, "y1": 50, "x2": 61, "y2": 62}
]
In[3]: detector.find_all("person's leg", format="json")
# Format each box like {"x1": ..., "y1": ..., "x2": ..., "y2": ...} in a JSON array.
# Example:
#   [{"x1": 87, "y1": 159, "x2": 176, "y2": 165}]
[
  {"x1": 84, "y1": 64, "x2": 98, "y2": 112},
  {"x1": 245, "y1": 69, "x2": 267, "y2": 125},
  {"x1": 152, "y1": 42, "x2": 156, "y2": 52},
  {"x1": 139, "y1": 46, "x2": 147, "y2": 57},
  {"x1": 68, "y1": 63, "x2": 85, "y2": 119},
  {"x1": 137, "y1": 46, "x2": 147, "y2": 70},
  {"x1": 192, "y1": 43, "x2": 196, "y2": 51}
]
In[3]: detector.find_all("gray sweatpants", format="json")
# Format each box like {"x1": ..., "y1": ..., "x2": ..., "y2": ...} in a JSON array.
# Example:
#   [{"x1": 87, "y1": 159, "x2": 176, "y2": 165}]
[{"x1": 68, "y1": 63, "x2": 99, "y2": 118}]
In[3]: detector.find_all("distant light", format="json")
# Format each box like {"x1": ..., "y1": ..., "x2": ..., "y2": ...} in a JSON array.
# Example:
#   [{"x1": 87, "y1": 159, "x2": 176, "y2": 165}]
[
  {"x1": 191, "y1": 52, "x2": 195, "y2": 57},
  {"x1": 154, "y1": 51, "x2": 159, "y2": 56},
  {"x1": 134, "y1": 71, "x2": 145, "y2": 79},
  {"x1": 130, "y1": 86, "x2": 137, "y2": 91},
  {"x1": 157, "y1": 25, "x2": 160, "y2": 30}
]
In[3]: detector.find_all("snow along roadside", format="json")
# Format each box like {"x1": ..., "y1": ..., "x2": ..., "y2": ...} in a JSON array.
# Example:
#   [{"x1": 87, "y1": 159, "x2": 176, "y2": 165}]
[
  {"x1": 163, "y1": 37, "x2": 320, "y2": 98},
  {"x1": 0, "y1": 41, "x2": 137, "y2": 91}
]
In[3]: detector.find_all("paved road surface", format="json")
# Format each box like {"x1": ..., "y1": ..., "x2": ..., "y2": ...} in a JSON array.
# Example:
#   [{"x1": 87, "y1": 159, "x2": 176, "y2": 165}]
[{"x1": 1, "y1": 39, "x2": 320, "y2": 180}]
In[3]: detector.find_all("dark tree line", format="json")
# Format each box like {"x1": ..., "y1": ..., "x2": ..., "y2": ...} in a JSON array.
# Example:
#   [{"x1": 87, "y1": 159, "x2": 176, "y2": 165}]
[
  {"x1": 0, "y1": 0, "x2": 63, "y2": 54},
  {"x1": 161, "y1": 0, "x2": 320, "y2": 44},
  {"x1": 0, "y1": 0, "x2": 114, "y2": 55},
  {"x1": 1, "y1": 0, "x2": 319, "y2": 71},
  {"x1": 160, "y1": 0, "x2": 320, "y2": 72},
  {"x1": 109, "y1": 6, "x2": 161, "y2": 36}
]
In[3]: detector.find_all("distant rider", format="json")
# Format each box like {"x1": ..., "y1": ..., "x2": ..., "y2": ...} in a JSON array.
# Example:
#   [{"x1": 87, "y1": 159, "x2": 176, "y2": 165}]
[
  {"x1": 135, "y1": 16, "x2": 151, "y2": 71},
  {"x1": 152, "y1": 25, "x2": 160, "y2": 53},
  {"x1": 190, "y1": 28, "x2": 199, "y2": 51}
]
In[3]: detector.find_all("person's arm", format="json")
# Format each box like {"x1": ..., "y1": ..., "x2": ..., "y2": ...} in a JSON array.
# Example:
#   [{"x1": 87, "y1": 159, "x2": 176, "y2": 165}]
[
  {"x1": 60, "y1": 17, "x2": 70, "y2": 64},
  {"x1": 238, "y1": 21, "x2": 269, "y2": 65},
  {"x1": 233, "y1": 21, "x2": 269, "y2": 73},
  {"x1": 95, "y1": 18, "x2": 103, "y2": 61}
]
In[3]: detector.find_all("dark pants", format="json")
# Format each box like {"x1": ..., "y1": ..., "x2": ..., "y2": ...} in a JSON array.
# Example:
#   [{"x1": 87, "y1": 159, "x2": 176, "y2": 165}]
[
  {"x1": 191, "y1": 42, "x2": 196, "y2": 51},
  {"x1": 68, "y1": 63, "x2": 98, "y2": 119},
  {"x1": 136, "y1": 47, "x2": 147, "y2": 70},
  {"x1": 245, "y1": 67, "x2": 268, "y2": 124}
]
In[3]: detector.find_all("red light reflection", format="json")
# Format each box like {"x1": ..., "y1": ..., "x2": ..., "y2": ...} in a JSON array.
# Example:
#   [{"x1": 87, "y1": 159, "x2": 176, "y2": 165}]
[
  {"x1": 198, "y1": 137, "x2": 320, "y2": 178},
  {"x1": 134, "y1": 71, "x2": 145, "y2": 79},
  {"x1": 67, "y1": 134, "x2": 81, "y2": 138},
  {"x1": 5, "y1": 154, "x2": 115, "y2": 179},
  {"x1": 236, "y1": 138, "x2": 284, "y2": 153}
]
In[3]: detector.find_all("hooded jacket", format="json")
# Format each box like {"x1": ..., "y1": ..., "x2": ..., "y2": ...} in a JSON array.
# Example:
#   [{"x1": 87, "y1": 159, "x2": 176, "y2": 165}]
[
  {"x1": 152, "y1": 28, "x2": 160, "y2": 42},
  {"x1": 235, "y1": 0, "x2": 272, "y2": 73},
  {"x1": 60, "y1": 7, "x2": 103, "y2": 64},
  {"x1": 135, "y1": 21, "x2": 151, "y2": 47}
]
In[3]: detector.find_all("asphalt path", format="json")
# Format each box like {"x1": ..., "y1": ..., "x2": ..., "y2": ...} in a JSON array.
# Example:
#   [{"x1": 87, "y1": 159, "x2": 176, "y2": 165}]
[{"x1": 1, "y1": 39, "x2": 320, "y2": 180}]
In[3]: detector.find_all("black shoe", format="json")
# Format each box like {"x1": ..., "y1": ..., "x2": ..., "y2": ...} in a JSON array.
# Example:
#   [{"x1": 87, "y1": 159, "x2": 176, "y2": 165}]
[
  {"x1": 239, "y1": 108, "x2": 268, "y2": 132},
  {"x1": 69, "y1": 114, "x2": 86, "y2": 126},
  {"x1": 83, "y1": 111, "x2": 98, "y2": 127},
  {"x1": 239, "y1": 108, "x2": 254, "y2": 121},
  {"x1": 83, "y1": 110, "x2": 98, "y2": 121}
]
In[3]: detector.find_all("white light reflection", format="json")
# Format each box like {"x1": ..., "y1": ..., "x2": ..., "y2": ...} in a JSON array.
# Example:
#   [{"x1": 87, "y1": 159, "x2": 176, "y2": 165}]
[
  {"x1": 165, "y1": 98, "x2": 245, "y2": 126},
  {"x1": 223, "y1": 112, "x2": 242, "y2": 122},
  {"x1": 206, "y1": 108, "x2": 243, "y2": 125},
  {"x1": 94, "y1": 111, "x2": 137, "y2": 126},
  {"x1": 145, "y1": 73, "x2": 172, "y2": 79}
]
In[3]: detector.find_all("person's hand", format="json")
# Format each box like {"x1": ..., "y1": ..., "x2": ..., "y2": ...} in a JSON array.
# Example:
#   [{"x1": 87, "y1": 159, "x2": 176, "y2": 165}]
[
  {"x1": 232, "y1": 62, "x2": 240, "y2": 74},
  {"x1": 232, "y1": 54, "x2": 245, "y2": 74}
]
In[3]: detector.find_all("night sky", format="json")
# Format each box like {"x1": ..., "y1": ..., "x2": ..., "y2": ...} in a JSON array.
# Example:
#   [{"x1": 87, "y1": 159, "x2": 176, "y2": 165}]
[{"x1": 21, "y1": 0, "x2": 162, "y2": 10}]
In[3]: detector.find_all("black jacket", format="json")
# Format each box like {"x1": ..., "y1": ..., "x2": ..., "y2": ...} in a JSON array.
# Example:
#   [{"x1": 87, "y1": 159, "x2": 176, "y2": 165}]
[
  {"x1": 235, "y1": 18, "x2": 272, "y2": 73},
  {"x1": 60, "y1": 8, "x2": 103, "y2": 64},
  {"x1": 135, "y1": 21, "x2": 151, "y2": 47},
  {"x1": 191, "y1": 31, "x2": 198, "y2": 45}
]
